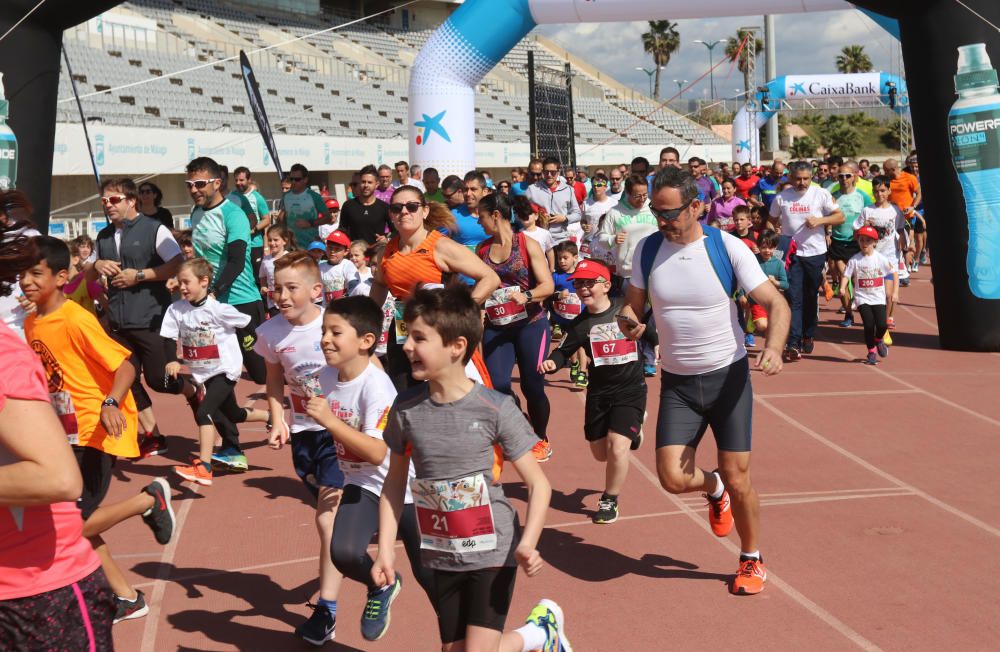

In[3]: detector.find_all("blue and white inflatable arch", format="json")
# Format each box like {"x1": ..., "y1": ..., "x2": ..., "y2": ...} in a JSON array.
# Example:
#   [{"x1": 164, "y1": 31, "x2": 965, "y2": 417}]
[
  {"x1": 408, "y1": 0, "x2": 857, "y2": 175},
  {"x1": 732, "y1": 72, "x2": 908, "y2": 164}
]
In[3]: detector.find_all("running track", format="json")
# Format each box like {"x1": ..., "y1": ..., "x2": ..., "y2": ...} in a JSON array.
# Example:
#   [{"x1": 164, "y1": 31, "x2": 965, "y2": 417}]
[{"x1": 108, "y1": 272, "x2": 1000, "y2": 650}]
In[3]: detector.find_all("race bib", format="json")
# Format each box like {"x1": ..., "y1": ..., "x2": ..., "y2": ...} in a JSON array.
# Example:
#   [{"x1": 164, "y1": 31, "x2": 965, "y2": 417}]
[
  {"x1": 51, "y1": 391, "x2": 79, "y2": 445},
  {"x1": 290, "y1": 373, "x2": 323, "y2": 424},
  {"x1": 411, "y1": 473, "x2": 496, "y2": 554},
  {"x1": 589, "y1": 322, "x2": 637, "y2": 367},
  {"x1": 394, "y1": 300, "x2": 408, "y2": 344},
  {"x1": 579, "y1": 241, "x2": 592, "y2": 257},
  {"x1": 324, "y1": 289, "x2": 346, "y2": 303},
  {"x1": 377, "y1": 298, "x2": 394, "y2": 356},
  {"x1": 485, "y1": 287, "x2": 527, "y2": 326},
  {"x1": 553, "y1": 293, "x2": 582, "y2": 321},
  {"x1": 181, "y1": 327, "x2": 220, "y2": 369},
  {"x1": 857, "y1": 277, "x2": 884, "y2": 289}
]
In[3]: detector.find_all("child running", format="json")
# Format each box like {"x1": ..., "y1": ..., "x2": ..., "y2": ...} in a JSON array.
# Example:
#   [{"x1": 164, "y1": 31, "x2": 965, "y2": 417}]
[
  {"x1": 841, "y1": 225, "x2": 897, "y2": 365},
  {"x1": 373, "y1": 286, "x2": 571, "y2": 652},
  {"x1": 260, "y1": 224, "x2": 295, "y2": 317},
  {"x1": 21, "y1": 236, "x2": 175, "y2": 624},
  {"x1": 162, "y1": 258, "x2": 270, "y2": 482},
  {"x1": 347, "y1": 240, "x2": 374, "y2": 297},
  {"x1": 750, "y1": 230, "x2": 789, "y2": 338},
  {"x1": 63, "y1": 238, "x2": 106, "y2": 316},
  {"x1": 550, "y1": 241, "x2": 588, "y2": 388},
  {"x1": 304, "y1": 295, "x2": 433, "y2": 642},
  {"x1": 320, "y1": 230, "x2": 360, "y2": 304},
  {"x1": 514, "y1": 197, "x2": 555, "y2": 270},
  {"x1": 541, "y1": 260, "x2": 647, "y2": 524},
  {"x1": 854, "y1": 176, "x2": 906, "y2": 332},
  {"x1": 254, "y1": 251, "x2": 345, "y2": 645}
]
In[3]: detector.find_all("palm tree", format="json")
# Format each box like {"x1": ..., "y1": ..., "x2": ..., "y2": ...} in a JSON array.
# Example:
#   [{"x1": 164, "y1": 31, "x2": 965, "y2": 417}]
[
  {"x1": 641, "y1": 20, "x2": 680, "y2": 100},
  {"x1": 836, "y1": 45, "x2": 873, "y2": 73},
  {"x1": 725, "y1": 29, "x2": 764, "y2": 97}
]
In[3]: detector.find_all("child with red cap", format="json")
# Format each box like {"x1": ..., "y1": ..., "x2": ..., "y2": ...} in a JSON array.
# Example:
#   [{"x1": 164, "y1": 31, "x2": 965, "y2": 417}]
[
  {"x1": 540, "y1": 260, "x2": 650, "y2": 524},
  {"x1": 320, "y1": 230, "x2": 360, "y2": 304},
  {"x1": 840, "y1": 225, "x2": 898, "y2": 365}
]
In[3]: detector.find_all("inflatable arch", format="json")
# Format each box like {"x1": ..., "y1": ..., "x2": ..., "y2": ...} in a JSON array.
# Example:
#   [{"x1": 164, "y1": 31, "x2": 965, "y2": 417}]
[{"x1": 731, "y1": 72, "x2": 908, "y2": 164}]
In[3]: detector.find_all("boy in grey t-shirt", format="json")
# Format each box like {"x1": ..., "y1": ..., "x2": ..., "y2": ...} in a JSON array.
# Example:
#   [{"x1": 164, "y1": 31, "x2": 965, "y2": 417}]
[{"x1": 372, "y1": 287, "x2": 572, "y2": 652}]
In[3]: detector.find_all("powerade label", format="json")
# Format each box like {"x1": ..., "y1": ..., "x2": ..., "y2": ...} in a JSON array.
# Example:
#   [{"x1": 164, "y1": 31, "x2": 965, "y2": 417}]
[{"x1": 949, "y1": 108, "x2": 1000, "y2": 172}]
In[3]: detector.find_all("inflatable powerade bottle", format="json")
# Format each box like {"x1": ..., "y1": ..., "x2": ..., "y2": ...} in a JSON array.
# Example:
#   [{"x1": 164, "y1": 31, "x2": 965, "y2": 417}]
[
  {"x1": 949, "y1": 43, "x2": 1000, "y2": 299},
  {"x1": 0, "y1": 73, "x2": 18, "y2": 192}
]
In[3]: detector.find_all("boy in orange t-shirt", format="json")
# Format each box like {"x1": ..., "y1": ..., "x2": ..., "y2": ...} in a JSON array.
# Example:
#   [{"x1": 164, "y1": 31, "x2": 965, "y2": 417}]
[{"x1": 22, "y1": 236, "x2": 176, "y2": 625}]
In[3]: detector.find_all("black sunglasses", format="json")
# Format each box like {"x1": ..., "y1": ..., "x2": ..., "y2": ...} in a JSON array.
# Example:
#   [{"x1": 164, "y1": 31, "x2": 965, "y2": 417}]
[
  {"x1": 388, "y1": 201, "x2": 425, "y2": 215},
  {"x1": 650, "y1": 200, "x2": 694, "y2": 222},
  {"x1": 572, "y1": 278, "x2": 604, "y2": 289}
]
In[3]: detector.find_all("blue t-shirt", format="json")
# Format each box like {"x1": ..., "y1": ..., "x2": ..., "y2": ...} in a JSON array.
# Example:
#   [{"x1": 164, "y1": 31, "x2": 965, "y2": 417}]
[
  {"x1": 450, "y1": 204, "x2": 488, "y2": 249},
  {"x1": 751, "y1": 176, "x2": 783, "y2": 211},
  {"x1": 191, "y1": 199, "x2": 259, "y2": 306},
  {"x1": 511, "y1": 180, "x2": 532, "y2": 197},
  {"x1": 549, "y1": 270, "x2": 581, "y2": 326}
]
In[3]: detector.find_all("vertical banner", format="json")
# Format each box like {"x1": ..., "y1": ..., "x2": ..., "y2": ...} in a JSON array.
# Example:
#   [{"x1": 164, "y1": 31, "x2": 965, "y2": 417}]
[
  {"x1": 240, "y1": 51, "x2": 283, "y2": 179},
  {"x1": 0, "y1": 73, "x2": 18, "y2": 191}
]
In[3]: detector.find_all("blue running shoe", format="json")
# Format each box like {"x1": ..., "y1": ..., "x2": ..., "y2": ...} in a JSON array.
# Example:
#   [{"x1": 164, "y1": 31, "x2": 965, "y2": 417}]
[
  {"x1": 744, "y1": 333, "x2": 755, "y2": 347},
  {"x1": 361, "y1": 573, "x2": 401, "y2": 641},
  {"x1": 643, "y1": 364, "x2": 657, "y2": 377},
  {"x1": 839, "y1": 317, "x2": 854, "y2": 328},
  {"x1": 524, "y1": 599, "x2": 572, "y2": 652},
  {"x1": 211, "y1": 452, "x2": 248, "y2": 473},
  {"x1": 295, "y1": 603, "x2": 336, "y2": 646}
]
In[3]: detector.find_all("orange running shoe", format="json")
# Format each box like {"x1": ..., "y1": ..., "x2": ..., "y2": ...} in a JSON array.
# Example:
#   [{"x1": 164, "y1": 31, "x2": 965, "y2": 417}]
[
  {"x1": 731, "y1": 558, "x2": 767, "y2": 595},
  {"x1": 531, "y1": 439, "x2": 552, "y2": 462},
  {"x1": 706, "y1": 489, "x2": 734, "y2": 537},
  {"x1": 175, "y1": 461, "x2": 213, "y2": 486}
]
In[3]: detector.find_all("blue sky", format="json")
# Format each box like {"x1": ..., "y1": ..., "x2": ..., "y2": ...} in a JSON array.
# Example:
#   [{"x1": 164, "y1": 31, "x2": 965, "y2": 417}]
[{"x1": 536, "y1": 9, "x2": 902, "y2": 102}]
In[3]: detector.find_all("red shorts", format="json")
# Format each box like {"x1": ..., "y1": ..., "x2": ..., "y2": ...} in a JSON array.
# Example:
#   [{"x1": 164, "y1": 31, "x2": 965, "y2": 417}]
[{"x1": 750, "y1": 303, "x2": 768, "y2": 322}]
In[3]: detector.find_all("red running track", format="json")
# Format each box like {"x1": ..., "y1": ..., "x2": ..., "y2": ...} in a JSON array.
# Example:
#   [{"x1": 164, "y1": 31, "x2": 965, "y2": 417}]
[{"x1": 106, "y1": 271, "x2": 1000, "y2": 650}]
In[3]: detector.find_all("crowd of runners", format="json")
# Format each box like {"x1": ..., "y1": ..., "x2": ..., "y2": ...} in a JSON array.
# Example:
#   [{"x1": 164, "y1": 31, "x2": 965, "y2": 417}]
[{"x1": 0, "y1": 147, "x2": 924, "y2": 650}]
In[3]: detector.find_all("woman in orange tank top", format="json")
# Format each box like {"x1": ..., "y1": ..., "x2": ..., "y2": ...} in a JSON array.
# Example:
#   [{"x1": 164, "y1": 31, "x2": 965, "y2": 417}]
[{"x1": 371, "y1": 186, "x2": 499, "y2": 389}]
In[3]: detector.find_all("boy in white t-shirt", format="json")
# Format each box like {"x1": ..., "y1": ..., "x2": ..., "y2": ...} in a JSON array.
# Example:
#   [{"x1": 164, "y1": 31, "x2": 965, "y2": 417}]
[
  {"x1": 161, "y1": 258, "x2": 269, "y2": 483},
  {"x1": 304, "y1": 295, "x2": 432, "y2": 642},
  {"x1": 320, "y1": 230, "x2": 360, "y2": 305},
  {"x1": 840, "y1": 226, "x2": 898, "y2": 365},
  {"x1": 253, "y1": 251, "x2": 345, "y2": 645}
]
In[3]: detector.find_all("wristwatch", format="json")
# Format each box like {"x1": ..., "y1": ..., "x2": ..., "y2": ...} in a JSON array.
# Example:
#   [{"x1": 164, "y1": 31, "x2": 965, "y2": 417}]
[
  {"x1": 136, "y1": 270, "x2": 146, "y2": 282},
  {"x1": 524, "y1": 290, "x2": 534, "y2": 302},
  {"x1": 102, "y1": 397, "x2": 119, "y2": 408}
]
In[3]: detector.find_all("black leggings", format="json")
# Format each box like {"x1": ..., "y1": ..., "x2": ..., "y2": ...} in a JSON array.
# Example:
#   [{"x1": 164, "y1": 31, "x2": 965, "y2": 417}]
[
  {"x1": 857, "y1": 303, "x2": 888, "y2": 349},
  {"x1": 330, "y1": 484, "x2": 434, "y2": 596},
  {"x1": 195, "y1": 374, "x2": 250, "y2": 454},
  {"x1": 233, "y1": 301, "x2": 267, "y2": 384},
  {"x1": 107, "y1": 325, "x2": 181, "y2": 412},
  {"x1": 251, "y1": 246, "x2": 264, "y2": 284}
]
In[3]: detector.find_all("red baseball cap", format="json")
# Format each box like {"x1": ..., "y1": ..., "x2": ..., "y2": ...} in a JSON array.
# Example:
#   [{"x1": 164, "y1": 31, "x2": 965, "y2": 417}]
[
  {"x1": 325, "y1": 198, "x2": 340, "y2": 211},
  {"x1": 568, "y1": 259, "x2": 611, "y2": 281},
  {"x1": 855, "y1": 225, "x2": 879, "y2": 241},
  {"x1": 325, "y1": 230, "x2": 351, "y2": 248}
]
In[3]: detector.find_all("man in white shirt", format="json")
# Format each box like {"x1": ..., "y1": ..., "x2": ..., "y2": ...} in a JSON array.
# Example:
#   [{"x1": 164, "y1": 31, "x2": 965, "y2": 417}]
[
  {"x1": 618, "y1": 166, "x2": 789, "y2": 597},
  {"x1": 392, "y1": 160, "x2": 425, "y2": 192},
  {"x1": 768, "y1": 161, "x2": 844, "y2": 360}
]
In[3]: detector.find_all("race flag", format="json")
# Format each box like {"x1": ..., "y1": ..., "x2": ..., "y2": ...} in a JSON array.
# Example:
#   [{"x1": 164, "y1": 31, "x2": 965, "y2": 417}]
[{"x1": 240, "y1": 50, "x2": 283, "y2": 179}]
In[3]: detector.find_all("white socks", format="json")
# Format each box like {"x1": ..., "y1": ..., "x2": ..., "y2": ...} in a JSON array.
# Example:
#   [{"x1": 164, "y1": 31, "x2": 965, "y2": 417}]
[
  {"x1": 515, "y1": 622, "x2": 547, "y2": 651},
  {"x1": 708, "y1": 471, "x2": 724, "y2": 499}
]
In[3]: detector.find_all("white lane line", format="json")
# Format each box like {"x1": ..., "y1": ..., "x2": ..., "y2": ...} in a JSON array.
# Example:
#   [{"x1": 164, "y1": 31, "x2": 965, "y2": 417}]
[
  {"x1": 756, "y1": 396, "x2": 1000, "y2": 538},
  {"x1": 757, "y1": 389, "x2": 919, "y2": 399},
  {"x1": 140, "y1": 484, "x2": 200, "y2": 652},
  {"x1": 680, "y1": 488, "x2": 913, "y2": 505},
  {"x1": 895, "y1": 303, "x2": 938, "y2": 331},
  {"x1": 627, "y1": 456, "x2": 884, "y2": 651},
  {"x1": 562, "y1": 389, "x2": 883, "y2": 650},
  {"x1": 826, "y1": 342, "x2": 1000, "y2": 429}
]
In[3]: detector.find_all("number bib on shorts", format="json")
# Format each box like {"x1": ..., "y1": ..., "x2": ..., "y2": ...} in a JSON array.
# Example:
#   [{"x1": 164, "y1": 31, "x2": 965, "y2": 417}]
[
  {"x1": 51, "y1": 391, "x2": 79, "y2": 445},
  {"x1": 180, "y1": 327, "x2": 220, "y2": 370},
  {"x1": 589, "y1": 322, "x2": 637, "y2": 367},
  {"x1": 289, "y1": 373, "x2": 323, "y2": 424},
  {"x1": 411, "y1": 473, "x2": 497, "y2": 553},
  {"x1": 553, "y1": 294, "x2": 582, "y2": 321},
  {"x1": 485, "y1": 287, "x2": 527, "y2": 327}
]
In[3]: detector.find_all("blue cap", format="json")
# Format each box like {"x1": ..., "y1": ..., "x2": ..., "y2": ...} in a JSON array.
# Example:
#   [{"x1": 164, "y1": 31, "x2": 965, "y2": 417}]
[{"x1": 308, "y1": 241, "x2": 326, "y2": 252}]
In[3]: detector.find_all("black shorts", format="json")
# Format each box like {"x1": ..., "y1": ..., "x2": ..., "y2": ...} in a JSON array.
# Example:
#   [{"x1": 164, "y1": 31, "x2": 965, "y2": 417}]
[
  {"x1": 655, "y1": 356, "x2": 753, "y2": 452},
  {"x1": 430, "y1": 566, "x2": 517, "y2": 643},
  {"x1": 73, "y1": 446, "x2": 116, "y2": 520},
  {"x1": 828, "y1": 238, "x2": 860, "y2": 262},
  {"x1": 909, "y1": 214, "x2": 926, "y2": 234},
  {"x1": 0, "y1": 570, "x2": 114, "y2": 651},
  {"x1": 584, "y1": 387, "x2": 646, "y2": 444}
]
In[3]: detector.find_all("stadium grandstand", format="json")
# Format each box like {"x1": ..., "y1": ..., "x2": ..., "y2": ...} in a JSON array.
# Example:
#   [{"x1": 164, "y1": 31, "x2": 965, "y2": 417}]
[{"x1": 50, "y1": 0, "x2": 730, "y2": 234}]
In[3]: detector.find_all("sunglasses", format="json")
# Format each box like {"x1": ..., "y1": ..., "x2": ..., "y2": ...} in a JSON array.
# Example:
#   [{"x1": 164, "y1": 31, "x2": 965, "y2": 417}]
[
  {"x1": 572, "y1": 278, "x2": 604, "y2": 289},
  {"x1": 101, "y1": 195, "x2": 127, "y2": 206},
  {"x1": 528, "y1": 171, "x2": 542, "y2": 178},
  {"x1": 543, "y1": 169, "x2": 559, "y2": 176},
  {"x1": 838, "y1": 173, "x2": 854, "y2": 179},
  {"x1": 184, "y1": 178, "x2": 219, "y2": 189},
  {"x1": 388, "y1": 201, "x2": 425, "y2": 215},
  {"x1": 593, "y1": 182, "x2": 608, "y2": 187},
  {"x1": 650, "y1": 199, "x2": 693, "y2": 222}
]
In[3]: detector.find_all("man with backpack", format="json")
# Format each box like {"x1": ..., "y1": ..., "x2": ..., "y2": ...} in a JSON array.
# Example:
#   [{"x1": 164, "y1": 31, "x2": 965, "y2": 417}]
[{"x1": 616, "y1": 167, "x2": 789, "y2": 597}]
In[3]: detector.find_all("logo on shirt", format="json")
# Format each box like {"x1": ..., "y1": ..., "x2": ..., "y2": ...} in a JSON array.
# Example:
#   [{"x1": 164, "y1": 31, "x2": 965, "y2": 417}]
[
  {"x1": 276, "y1": 346, "x2": 297, "y2": 353},
  {"x1": 413, "y1": 110, "x2": 450, "y2": 146},
  {"x1": 29, "y1": 340, "x2": 65, "y2": 394}
]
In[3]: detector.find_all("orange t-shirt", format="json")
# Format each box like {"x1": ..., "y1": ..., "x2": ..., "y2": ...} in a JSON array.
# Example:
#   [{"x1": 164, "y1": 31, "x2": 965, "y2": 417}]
[
  {"x1": 889, "y1": 171, "x2": 919, "y2": 211},
  {"x1": 381, "y1": 230, "x2": 445, "y2": 301},
  {"x1": 24, "y1": 300, "x2": 139, "y2": 458}
]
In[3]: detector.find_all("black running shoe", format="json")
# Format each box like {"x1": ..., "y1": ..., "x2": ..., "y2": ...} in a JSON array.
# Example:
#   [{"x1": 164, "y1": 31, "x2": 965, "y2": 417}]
[
  {"x1": 142, "y1": 478, "x2": 175, "y2": 545},
  {"x1": 592, "y1": 497, "x2": 619, "y2": 524},
  {"x1": 295, "y1": 603, "x2": 336, "y2": 646},
  {"x1": 113, "y1": 589, "x2": 149, "y2": 624}
]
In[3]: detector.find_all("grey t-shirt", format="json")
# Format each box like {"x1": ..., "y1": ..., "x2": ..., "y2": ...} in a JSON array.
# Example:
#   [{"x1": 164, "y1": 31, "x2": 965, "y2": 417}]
[{"x1": 384, "y1": 382, "x2": 537, "y2": 570}]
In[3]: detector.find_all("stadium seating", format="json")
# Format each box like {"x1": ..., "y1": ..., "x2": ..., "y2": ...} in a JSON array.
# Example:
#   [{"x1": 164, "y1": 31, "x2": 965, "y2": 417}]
[{"x1": 58, "y1": 0, "x2": 727, "y2": 148}]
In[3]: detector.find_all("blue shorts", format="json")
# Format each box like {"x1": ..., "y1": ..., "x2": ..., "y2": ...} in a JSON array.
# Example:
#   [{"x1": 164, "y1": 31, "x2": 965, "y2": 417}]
[{"x1": 291, "y1": 429, "x2": 344, "y2": 498}]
